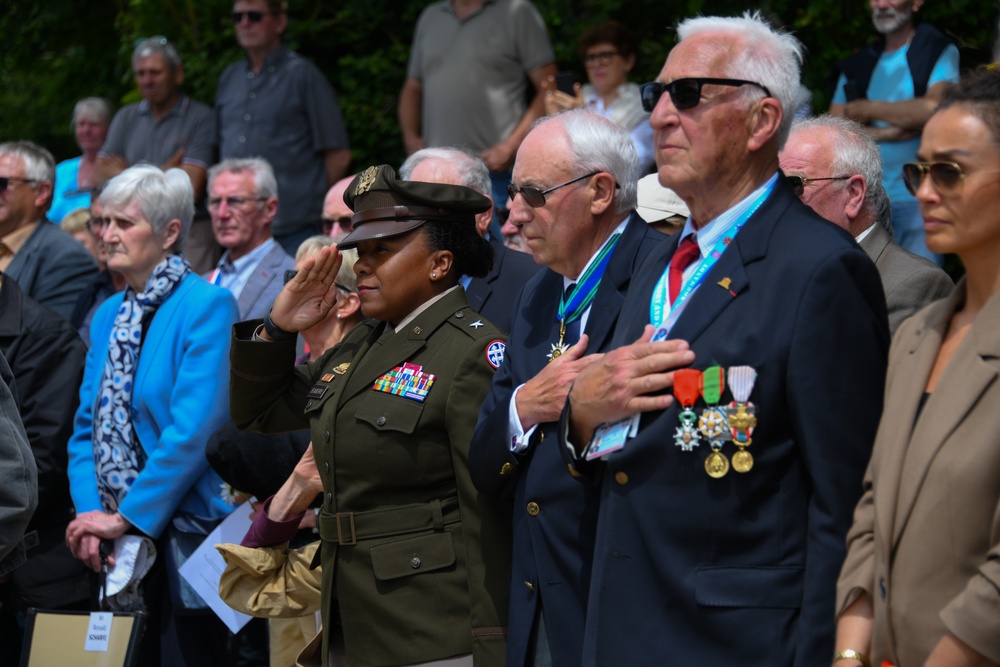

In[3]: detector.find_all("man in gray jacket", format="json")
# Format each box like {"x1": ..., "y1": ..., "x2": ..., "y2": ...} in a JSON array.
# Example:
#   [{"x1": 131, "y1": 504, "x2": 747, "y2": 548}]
[{"x1": 0, "y1": 350, "x2": 37, "y2": 575}]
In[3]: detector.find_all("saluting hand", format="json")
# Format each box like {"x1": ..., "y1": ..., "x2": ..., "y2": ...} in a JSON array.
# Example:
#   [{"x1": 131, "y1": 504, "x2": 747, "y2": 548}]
[{"x1": 269, "y1": 245, "x2": 344, "y2": 335}]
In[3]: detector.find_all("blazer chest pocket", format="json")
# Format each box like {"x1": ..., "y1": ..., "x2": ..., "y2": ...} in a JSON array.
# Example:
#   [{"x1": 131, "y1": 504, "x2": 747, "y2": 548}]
[
  {"x1": 371, "y1": 532, "x2": 456, "y2": 581},
  {"x1": 356, "y1": 392, "x2": 423, "y2": 434},
  {"x1": 694, "y1": 565, "x2": 804, "y2": 609}
]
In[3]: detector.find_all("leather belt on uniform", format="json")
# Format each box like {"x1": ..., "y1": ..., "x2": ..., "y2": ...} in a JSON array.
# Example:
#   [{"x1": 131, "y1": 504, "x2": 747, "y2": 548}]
[{"x1": 318, "y1": 496, "x2": 461, "y2": 546}]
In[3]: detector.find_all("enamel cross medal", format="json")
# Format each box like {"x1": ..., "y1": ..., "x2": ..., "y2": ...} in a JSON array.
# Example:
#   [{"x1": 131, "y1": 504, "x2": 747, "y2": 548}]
[{"x1": 672, "y1": 368, "x2": 702, "y2": 451}]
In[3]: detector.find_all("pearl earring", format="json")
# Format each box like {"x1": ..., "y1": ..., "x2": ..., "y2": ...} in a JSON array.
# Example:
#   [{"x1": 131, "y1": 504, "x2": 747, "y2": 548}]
[{"x1": 431, "y1": 272, "x2": 437, "y2": 279}]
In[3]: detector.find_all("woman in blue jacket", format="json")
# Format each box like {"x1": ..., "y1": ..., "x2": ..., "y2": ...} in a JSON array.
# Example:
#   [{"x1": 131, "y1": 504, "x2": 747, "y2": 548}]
[{"x1": 65, "y1": 164, "x2": 239, "y2": 666}]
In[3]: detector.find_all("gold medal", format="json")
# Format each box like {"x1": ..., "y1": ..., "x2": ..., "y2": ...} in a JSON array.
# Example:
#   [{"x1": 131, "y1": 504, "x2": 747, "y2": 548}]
[
  {"x1": 547, "y1": 319, "x2": 569, "y2": 363},
  {"x1": 732, "y1": 449, "x2": 753, "y2": 473},
  {"x1": 705, "y1": 450, "x2": 729, "y2": 478}
]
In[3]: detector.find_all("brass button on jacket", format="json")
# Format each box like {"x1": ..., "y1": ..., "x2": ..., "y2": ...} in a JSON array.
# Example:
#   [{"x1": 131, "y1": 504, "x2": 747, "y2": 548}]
[
  {"x1": 526, "y1": 501, "x2": 540, "y2": 516},
  {"x1": 614, "y1": 471, "x2": 629, "y2": 485}
]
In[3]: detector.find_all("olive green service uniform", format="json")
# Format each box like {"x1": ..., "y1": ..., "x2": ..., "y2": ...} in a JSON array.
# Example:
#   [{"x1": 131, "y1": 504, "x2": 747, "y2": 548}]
[{"x1": 230, "y1": 165, "x2": 512, "y2": 667}]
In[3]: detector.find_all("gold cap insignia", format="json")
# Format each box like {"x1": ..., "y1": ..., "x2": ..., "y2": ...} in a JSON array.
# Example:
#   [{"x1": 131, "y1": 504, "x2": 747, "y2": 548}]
[{"x1": 355, "y1": 166, "x2": 378, "y2": 196}]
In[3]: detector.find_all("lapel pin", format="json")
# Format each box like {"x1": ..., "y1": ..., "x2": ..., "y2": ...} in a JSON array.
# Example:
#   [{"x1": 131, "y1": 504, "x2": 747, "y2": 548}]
[{"x1": 717, "y1": 277, "x2": 732, "y2": 289}]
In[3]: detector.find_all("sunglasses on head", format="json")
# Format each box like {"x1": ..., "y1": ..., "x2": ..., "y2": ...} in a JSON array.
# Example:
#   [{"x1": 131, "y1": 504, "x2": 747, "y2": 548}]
[
  {"x1": 507, "y1": 172, "x2": 600, "y2": 208},
  {"x1": 785, "y1": 174, "x2": 850, "y2": 198},
  {"x1": 902, "y1": 161, "x2": 970, "y2": 196},
  {"x1": 640, "y1": 78, "x2": 772, "y2": 113},
  {"x1": 0, "y1": 176, "x2": 39, "y2": 192},
  {"x1": 231, "y1": 10, "x2": 266, "y2": 23}
]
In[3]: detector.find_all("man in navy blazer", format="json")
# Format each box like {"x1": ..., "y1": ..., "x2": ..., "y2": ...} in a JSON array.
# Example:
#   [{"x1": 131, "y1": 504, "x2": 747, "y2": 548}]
[
  {"x1": 563, "y1": 13, "x2": 890, "y2": 666},
  {"x1": 400, "y1": 147, "x2": 541, "y2": 334},
  {"x1": 469, "y1": 110, "x2": 663, "y2": 667},
  {"x1": 0, "y1": 141, "x2": 98, "y2": 321},
  {"x1": 206, "y1": 157, "x2": 296, "y2": 320}
]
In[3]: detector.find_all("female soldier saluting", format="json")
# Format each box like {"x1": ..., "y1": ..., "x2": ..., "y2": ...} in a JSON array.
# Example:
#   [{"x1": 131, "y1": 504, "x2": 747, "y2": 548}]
[{"x1": 229, "y1": 165, "x2": 511, "y2": 667}]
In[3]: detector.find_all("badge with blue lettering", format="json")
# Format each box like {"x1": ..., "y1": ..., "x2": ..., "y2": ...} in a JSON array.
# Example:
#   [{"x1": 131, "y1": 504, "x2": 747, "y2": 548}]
[
  {"x1": 373, "y1": 363, "x2": 435, "y2": 402},
  {"x1": 486, "y1": 340, "x2": 506, "y2": 369}
]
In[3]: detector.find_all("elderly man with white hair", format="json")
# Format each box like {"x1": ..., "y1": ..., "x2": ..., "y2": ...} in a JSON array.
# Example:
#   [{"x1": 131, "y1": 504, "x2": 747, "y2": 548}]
[
  {"x1": 563, "y1": 13, "x2": 890, "y2": 666},
  {"x1": 780, "y1": 114, "x2": 952, "y2": 333}
]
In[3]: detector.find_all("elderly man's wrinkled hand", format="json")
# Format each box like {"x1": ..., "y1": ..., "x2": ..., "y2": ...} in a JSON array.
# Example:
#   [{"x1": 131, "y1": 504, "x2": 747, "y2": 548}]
[{"x1": 567, "y1": 325, "x2": 695, "y2": 445}]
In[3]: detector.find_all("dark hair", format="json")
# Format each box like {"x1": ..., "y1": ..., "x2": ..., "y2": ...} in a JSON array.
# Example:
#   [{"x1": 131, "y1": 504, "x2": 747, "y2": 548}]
[
  {"x1": 578, "y1": 21, "x2": 638, "y2": 62},
  {"x1": 937, "y1": 68, "x2": 1000, "y2": 147},
  {"x1": 422, "y1": 220, "x2": 494, "y2": 279}
]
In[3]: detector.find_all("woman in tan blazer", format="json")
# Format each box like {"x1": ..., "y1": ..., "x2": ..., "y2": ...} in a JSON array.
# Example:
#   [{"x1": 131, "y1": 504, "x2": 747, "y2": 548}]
[{"x1": 834, "y1": 69, "x2": 1000, "y2": 667}]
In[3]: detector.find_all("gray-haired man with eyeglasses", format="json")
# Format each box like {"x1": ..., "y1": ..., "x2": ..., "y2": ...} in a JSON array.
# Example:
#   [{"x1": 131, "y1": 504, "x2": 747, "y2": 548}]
[
  {"x1": 781, "y1": 115, "x2": 952, "y2": 333},
  {"x1": 206, "y1": 157, "x2": 295, "y2": 322},
  {"x1": 0, "y1": 140, "x2": 97, "y2": 321}
]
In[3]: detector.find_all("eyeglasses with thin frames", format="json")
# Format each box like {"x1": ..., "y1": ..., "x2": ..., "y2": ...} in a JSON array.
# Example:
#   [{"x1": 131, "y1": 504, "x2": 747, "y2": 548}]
[
  {"x1": 322, "y1": 216, "x2": 354, "y2": 232},
  {"x1": 231, "y1": 10, "x2": 267, "y2": 23},
  {"x1": 786, "y1": 174, "x2": 850, "y2": 198},
  {"x1": 640, "y1": 78, "x2": 772, "y2": 113},
  {"x1": 507, "y1": 172, "x2": 600, "y2": 208},
  {"x1": 208, "y1": 196, "x2": 267, "y2": 212},
  {"x1": 0, "y1": 176, "x2": 40, "y2": 192}
]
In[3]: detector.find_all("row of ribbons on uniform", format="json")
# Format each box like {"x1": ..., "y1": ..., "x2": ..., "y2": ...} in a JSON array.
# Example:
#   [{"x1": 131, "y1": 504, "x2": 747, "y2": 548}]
[{"x1": 674, "y1": 365, "x2": 757, "y2": 479}]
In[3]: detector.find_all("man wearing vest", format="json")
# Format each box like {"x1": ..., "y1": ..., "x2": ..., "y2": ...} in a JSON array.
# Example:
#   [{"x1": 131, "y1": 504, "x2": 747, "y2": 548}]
[{"x1": 829, "y1": 0, "x2": 958, "y2": 265}]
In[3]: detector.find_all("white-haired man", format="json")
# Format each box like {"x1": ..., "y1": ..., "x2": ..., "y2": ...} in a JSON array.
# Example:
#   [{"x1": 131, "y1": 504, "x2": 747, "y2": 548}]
[
  {"x1": 468, "y1": 110, "x2": 662, "y2": 667},
  {"x1": 563, "y1": 14, "x2": 890, "y2": 665},
  {"x1": 781, "y1": 115, "x2": 953, "y2": 333}
]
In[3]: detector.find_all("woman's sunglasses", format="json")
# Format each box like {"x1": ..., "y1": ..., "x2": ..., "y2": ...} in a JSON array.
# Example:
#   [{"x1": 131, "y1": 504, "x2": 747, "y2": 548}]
[
  {"x1": 640, "y1": 78, "x2": 772, "y2": 113},
  {"x1": 902, "y1": 161, "x2": 967, "y2": 196}
]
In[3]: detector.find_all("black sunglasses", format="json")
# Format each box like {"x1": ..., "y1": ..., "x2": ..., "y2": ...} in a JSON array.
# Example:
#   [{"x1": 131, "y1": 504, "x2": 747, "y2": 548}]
[
  {"x1": 0, "y1": 176, "x2": 39, "y2": 192},
  {"x1": 322, "y1": 216, "x2": 354, "y2": 231},
  {"x1": 231, "y1": 10, "x2": 266, "y2": 23},
  {"x1": 902, "y1": 161, "x2": 967, "y2": 196},
  {"x1": 786, "y1": 174, "x2": 850, "y2": 198},
  {"x1": 640, "y1": 78, "x2": 772, "y2": 112},
  {"x1": 507, "y1": 172, "x2": 599, "y2": 208}
]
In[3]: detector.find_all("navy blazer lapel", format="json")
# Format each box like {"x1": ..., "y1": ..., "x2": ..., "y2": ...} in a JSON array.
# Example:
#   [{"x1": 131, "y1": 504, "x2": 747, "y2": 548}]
[
  {"x1": 667, "y1": 180, "x2": 792, "y2": 344},
  {"x1": 585, "y1": 214, "x2": 651, "y2": 352},
  {"x1": 465, "y1": 237, "x2": 504, "y2": 314},
  {"x1": 520, "y1": 270, "x2": 564, "y2": 371}
]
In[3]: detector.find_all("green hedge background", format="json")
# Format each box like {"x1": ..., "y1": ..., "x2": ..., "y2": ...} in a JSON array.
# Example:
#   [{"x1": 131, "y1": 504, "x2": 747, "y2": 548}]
[{"x1": 2, "y1": 0, "x2": 996, "y2": 171}]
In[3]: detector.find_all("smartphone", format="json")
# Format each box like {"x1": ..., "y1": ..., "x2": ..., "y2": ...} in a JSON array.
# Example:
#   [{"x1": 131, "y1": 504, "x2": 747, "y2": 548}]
[{"x1": 556, "y1": 71, "x2": 576, "y2": 95}]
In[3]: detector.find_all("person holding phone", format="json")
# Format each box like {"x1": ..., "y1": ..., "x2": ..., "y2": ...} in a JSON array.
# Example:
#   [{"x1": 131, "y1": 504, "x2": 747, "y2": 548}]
[{"x1": 543, "y1": 21, "x2": 655, "y2": 174}]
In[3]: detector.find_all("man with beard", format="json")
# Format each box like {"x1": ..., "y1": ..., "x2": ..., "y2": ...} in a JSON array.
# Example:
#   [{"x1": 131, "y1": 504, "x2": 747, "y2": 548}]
[{"x1": 830, "y1": 0, "x2": 958, "y2": 265}]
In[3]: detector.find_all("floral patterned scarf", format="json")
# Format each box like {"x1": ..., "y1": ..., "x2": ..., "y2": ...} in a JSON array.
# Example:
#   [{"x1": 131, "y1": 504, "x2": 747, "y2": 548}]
[{"x1": 94, "y1": 253, "x2": 191, "y2": 512}]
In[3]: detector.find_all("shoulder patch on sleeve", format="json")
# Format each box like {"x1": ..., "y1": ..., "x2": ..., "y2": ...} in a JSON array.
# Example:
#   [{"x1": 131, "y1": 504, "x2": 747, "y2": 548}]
[{"x1": 485, "y1": 340, "x2": 506, "y2": 369}]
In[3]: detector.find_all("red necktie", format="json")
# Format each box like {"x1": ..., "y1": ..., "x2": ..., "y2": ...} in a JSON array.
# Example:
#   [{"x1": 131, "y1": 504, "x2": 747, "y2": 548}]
[{"x1": 668, "y1": 235, "x2": 700, "y2": 303}]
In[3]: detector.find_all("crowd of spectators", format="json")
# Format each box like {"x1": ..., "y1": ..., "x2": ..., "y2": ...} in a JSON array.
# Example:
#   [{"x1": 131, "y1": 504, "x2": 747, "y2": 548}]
[{"x1": 0, "y1": 1, "x2": 998, "y2": 666}]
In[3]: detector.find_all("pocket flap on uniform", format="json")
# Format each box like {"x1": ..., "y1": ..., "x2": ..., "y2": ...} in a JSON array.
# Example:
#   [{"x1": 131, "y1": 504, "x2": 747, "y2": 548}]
[
  {"x1": 694, "y1": 565, "x2": 804, "y2": 608},
  {"x1": 355, "y1": 392, "x2": 423, "y2": 434},
  {"x1": 371, "y1": 532, "x2": 456, "y2": 581}
]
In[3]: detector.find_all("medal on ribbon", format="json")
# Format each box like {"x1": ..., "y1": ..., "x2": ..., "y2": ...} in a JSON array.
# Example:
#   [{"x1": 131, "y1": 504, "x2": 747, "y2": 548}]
[
  {"x1": 672, "y1": 369, "x2": 701, "y2": 451},
  {"x1": 699, "y1": 365, "x2": 730, "y2": 478},
  {"x1": 548, "y1": 319, "x2": 571, "y2": 362},
  {"x1": 726, "y1": 366, "x2": 757, "y2": 473},
  {"x1": 548, "y1": 233, "x2": 621, "y2": 363}
]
